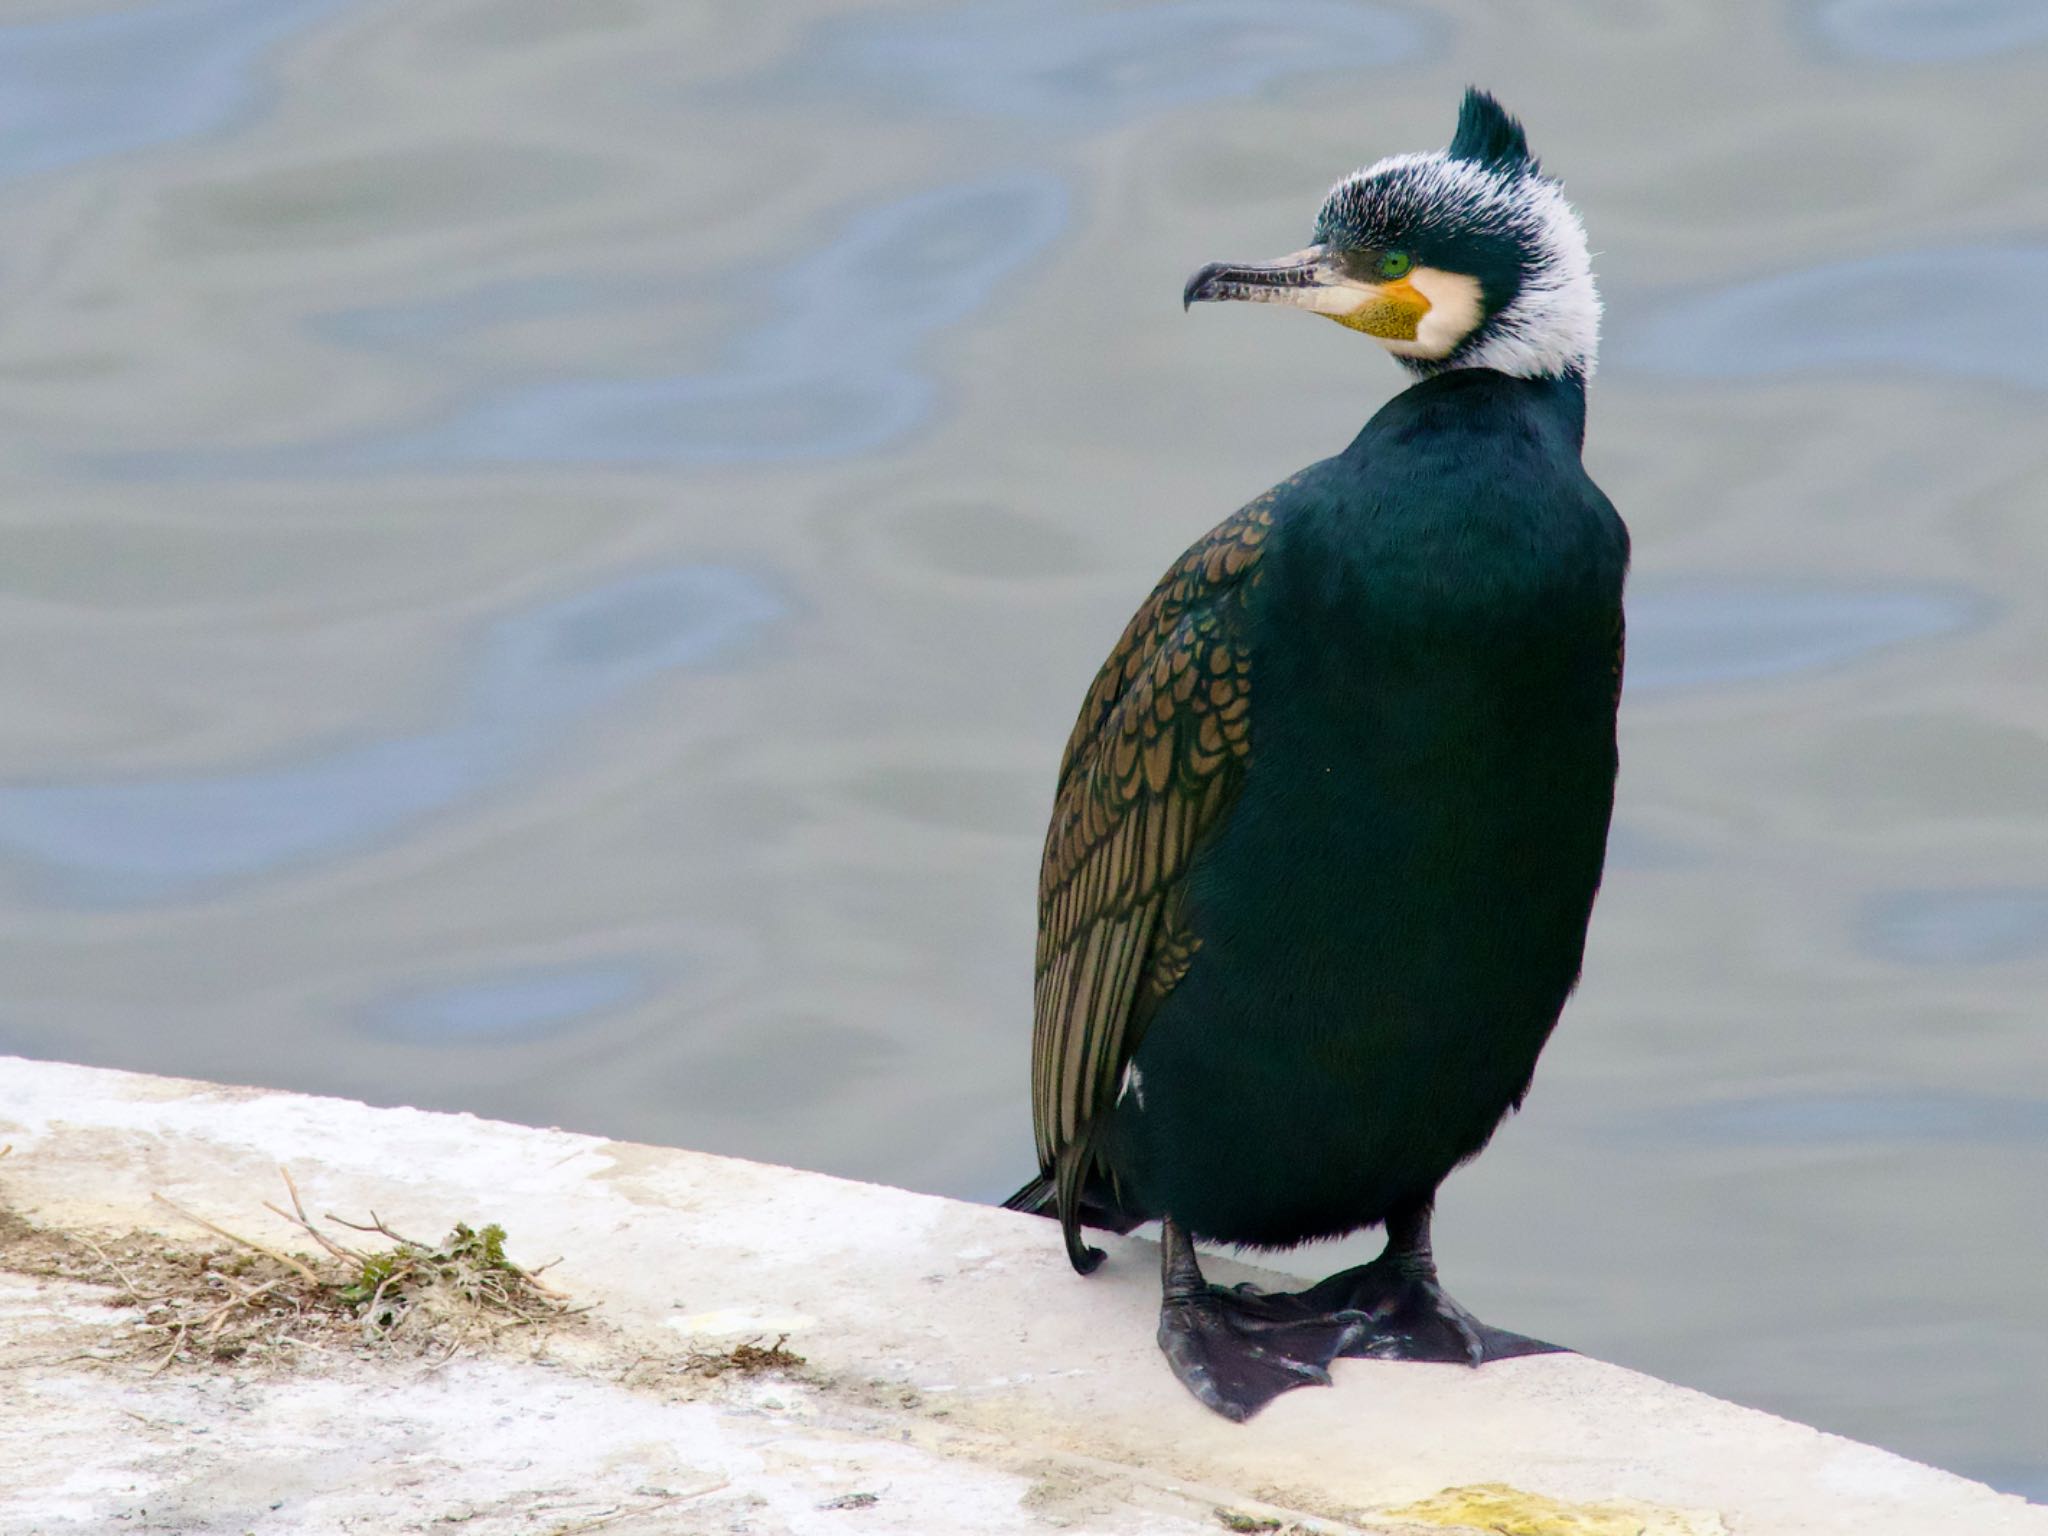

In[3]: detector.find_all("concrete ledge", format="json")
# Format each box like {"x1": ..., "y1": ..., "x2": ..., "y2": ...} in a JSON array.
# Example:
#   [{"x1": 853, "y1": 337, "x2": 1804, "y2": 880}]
[{"x1": 1, "y1": 1056, "x2": 2041, "y2": 1535}]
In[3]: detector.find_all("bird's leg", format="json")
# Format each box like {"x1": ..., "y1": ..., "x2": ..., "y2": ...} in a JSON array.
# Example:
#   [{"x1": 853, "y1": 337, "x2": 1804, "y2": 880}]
[
  {"x1": 1154, "y1": 1216, "x2": 1370, "y2": 1421},
  {"x1": 1236, "y1": 1196, "x2": 1562, "y2": 1365}
]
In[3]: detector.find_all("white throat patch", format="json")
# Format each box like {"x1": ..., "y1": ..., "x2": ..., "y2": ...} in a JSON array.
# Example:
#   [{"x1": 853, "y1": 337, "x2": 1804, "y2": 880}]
[{"x1": 1378, "y1": 267, "x2": 1484, "y2": 361}]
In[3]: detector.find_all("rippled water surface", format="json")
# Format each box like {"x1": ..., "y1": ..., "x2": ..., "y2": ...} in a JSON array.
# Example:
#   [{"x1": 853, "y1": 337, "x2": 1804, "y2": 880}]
[{"x1": 0, "y1": 0, "x2": 2043, "y2": 1499}]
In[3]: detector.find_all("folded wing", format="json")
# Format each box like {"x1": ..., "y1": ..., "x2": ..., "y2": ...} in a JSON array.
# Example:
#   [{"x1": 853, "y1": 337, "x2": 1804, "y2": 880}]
[{"x1": 1029, "y1": 492, "x2": 1275, "y2": 1271}]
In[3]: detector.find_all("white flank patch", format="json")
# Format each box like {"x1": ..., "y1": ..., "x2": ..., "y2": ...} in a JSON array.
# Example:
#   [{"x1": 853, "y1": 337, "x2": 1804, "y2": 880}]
[{"x1": 1116, "y1": 1061, "x2": 1146, "y2": 1110}]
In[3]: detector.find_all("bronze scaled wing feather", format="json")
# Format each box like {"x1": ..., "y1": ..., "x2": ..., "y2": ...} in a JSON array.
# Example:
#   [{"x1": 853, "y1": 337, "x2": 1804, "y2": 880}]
[{"x1": 1030, "y1": 489, "x2": 1276, "y2": 1272}]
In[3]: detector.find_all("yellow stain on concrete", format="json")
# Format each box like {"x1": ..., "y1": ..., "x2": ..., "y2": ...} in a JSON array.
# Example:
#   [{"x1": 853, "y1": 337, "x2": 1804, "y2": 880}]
[{"x1": 1387, "y1": 1482, "x2": 1728, "y2": 1536}]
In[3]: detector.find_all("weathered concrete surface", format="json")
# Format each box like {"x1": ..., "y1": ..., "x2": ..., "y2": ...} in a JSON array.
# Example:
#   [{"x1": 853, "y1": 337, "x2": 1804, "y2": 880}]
[{"x1": 0, "y1": 1056, "x2": 2040, "y2": 1536}]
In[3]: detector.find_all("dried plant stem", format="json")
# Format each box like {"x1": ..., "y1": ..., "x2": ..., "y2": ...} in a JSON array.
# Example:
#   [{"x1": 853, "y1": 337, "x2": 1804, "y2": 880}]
[
  {"x1": 65, "y1": 1233, "x2": 157, "y2": 1305},
  {"x1": 265, "y1": 1166, "x2": 365, "y2": 1266},
  {"x1": 151, "y1": 1323, "x2": 188, "y2": 1376},
  {"x1": 199, "y1": 1278, "x2": 286, "y2": 1335},
  {"x1": 324, "y1": 1211, "x2": 429, "y2": 1249},
  {"x1": 7, "y1": 1173, "x2": 583, "y2": 1375},
  {"x1": 149, "y1": 1193, "x2": 320, "y2": 1284}
]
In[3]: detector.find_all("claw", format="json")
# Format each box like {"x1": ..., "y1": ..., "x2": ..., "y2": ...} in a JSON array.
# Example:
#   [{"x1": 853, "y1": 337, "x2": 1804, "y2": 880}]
[{"x1": 1431, "y1": 1284, "x2": 1487, "y2": 1368}]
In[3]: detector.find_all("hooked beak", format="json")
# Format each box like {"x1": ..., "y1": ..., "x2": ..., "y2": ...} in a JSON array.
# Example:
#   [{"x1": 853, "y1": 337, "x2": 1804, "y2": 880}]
[
  {"x1": 1182, "y1": 242, "x2": 1442, "y2": 349},
  {"x1": 1183, "y1": 245, "x2": 1338, "y2": 311}
]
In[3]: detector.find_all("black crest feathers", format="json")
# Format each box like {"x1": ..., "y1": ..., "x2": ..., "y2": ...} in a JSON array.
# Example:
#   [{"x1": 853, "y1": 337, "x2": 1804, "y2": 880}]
[{"x1": 1447, "y1": 88, "x2": 1536, "y2": 174}]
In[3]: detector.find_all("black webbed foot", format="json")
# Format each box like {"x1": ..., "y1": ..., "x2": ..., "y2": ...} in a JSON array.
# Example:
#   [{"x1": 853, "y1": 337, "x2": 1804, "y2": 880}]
[
  {"x1": 1156, "y1": 1217, "x2": 1370, "y2": 1420},
  {"x1": 1232, "y1": 1196, "x2": 1563, "y2": 1366},
  {"x1": 1237, "y1": 1257, "x2": 1555, "y2": 1364},
  {"x1": 1155, "y1": 1202, "x2": 1565, "y2": 1422},
  {"x1": 1157, "y1": 1284, "x2": 1367, "y2": 1422}
]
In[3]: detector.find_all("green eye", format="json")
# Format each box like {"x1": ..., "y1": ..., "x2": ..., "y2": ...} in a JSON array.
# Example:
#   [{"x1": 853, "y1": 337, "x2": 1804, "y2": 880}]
[{"x1": 1376, "y1": 250, "x2": 1412, "y2": 280}]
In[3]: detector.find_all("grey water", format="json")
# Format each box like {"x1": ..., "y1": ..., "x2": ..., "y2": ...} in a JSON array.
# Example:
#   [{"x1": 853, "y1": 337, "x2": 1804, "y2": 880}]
[{"x1": 0, "y1": 0, "x2": 2042, "y2": 1500}]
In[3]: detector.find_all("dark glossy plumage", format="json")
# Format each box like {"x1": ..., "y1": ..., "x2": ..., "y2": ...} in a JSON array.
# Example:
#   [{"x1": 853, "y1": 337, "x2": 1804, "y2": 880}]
[
  {"x1": 1007, "y1": 88, "x2": 1628, "y2": 1419},
  {"x1": 1014, "y1": 368, "x2": 1626, "y2": 1267},
  {"x1": 1025, "y1": 494, "x2": 1271, "y2": 1268}
]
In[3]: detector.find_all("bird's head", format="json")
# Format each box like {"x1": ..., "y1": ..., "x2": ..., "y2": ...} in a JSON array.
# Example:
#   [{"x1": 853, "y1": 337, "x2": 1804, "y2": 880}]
[{"x1": 1183, "y1": 89, "x2": 1598, "y2": 381}]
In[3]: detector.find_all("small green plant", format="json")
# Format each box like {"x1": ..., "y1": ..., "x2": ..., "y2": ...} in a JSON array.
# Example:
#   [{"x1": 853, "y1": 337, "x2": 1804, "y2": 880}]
[
  {"x1": 0, "y1": 1169, "x2": 587, "y2": 1373},
  {"x1": 332, "y1": 1218, "x2": 536, "y2": 1335},
  {"x1": 339, "y1": 1251, "x2": 400, "y2": 1307}
]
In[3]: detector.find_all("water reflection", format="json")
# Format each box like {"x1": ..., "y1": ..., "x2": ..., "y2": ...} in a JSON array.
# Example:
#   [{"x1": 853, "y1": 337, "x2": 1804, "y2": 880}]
[
  {"x1": 845, "y1": 764, "x2": 1046, "y2": 836},
  {"x1": 1625, "y1": 582, "x2": 1979, "y2": 693},
  {"x1": 788, "y1": 0, "x2": 1433, "y2": 125},
  {"x1": 1625, "y1": 246, "x2": 2048, "y2": 390},
  {"x1": 362, "y1": 961, "x2": 655, "y2": 1046},
  {"x1": 107, "y1": 175, "x2": 1070, "y2": 476},
  {"x1": 0, "y1": 0, "x2": 354, "y2": 181},
  {"x1": 1602, "y1": 822, "x2": 1696, "y2": 872},
  {"x1": 1649, "y1": 1091, "x2": 2048, "y2": 1146},
  {"x1": 388, "y1": 174, "x2": 1069, "y2": 468},
  {"x1": 0, "y1": 575, "x2": 1953, "y2": 907},
  {"x1": 885, "y1": 499, "x2": 1092, "y2": 581},
  {"x1": 0, "y1": 565, "x2": 781, "y2": 904},
  {"x1": 319, "y1": 274, "x2": 619, "y2": 353},
  {"x1": 662, "y1": 1014, "x2": 900, "y2": 1116},
  {"x1": 1860, "y1": 889, "x2": 2048, "y2": 966},
  {"x1": 1810, "y1": 0, "x2": 2048, "y2": 62},
  {"x1": 5, "y1": 0, "x2": 2046, "y2": 1502}
]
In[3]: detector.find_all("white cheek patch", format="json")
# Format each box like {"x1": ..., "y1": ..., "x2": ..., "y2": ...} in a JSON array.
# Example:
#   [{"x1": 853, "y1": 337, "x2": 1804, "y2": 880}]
[
  {"x1": 1319, "y1": 152, "x2": 1602, "y2": 378},
  {"x1": 1378, "y1": 267, "x2": 1484, "y2": 360}
]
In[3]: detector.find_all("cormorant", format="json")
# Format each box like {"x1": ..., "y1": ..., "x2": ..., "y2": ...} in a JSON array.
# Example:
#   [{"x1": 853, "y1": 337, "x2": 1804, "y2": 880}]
[{"x1": 1006, "y1": 89, "x2": 1628, "y2": 1421}]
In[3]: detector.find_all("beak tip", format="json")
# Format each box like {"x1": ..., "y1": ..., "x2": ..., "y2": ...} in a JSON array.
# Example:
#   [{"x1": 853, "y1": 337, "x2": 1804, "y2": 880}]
[{"x1": 1182, "y1": 260, "x2": 1225, "y2": 312}]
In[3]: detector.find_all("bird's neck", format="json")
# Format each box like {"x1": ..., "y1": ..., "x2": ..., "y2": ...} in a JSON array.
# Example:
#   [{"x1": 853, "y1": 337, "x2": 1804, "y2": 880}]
[
  {"x1": 1373, "y1": 365, "x2": 1588, "y2": 451},
  {"x1": 1525, "y1": 367, "x2": 1588, "y2": 449},
  {"x1": 1396, "y1": 256, "x2": 1601, "y2": 388}
]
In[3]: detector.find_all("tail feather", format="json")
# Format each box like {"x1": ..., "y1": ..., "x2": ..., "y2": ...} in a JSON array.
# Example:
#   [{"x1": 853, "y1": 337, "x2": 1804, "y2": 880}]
[
  {"x1": 1001, "y1": 1172, "x2": 1059, "y2": 1216},
  {"x1": 1002, "y1": 1165, "x2": 1148, "y2": 1275}
]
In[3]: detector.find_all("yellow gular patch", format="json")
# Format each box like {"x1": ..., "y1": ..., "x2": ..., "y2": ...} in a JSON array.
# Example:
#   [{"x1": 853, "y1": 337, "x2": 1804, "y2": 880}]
[{"x1": 1326, "y1": 275, "x2": 1430, "y2": 340}]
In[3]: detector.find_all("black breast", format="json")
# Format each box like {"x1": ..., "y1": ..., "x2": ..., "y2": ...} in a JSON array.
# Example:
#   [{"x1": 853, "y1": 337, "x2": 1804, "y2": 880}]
[{"x1": 1108, "y1": 369, "x2": 1629, "y2": 1246}]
